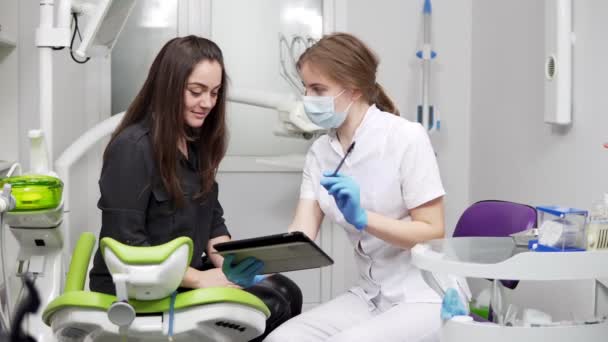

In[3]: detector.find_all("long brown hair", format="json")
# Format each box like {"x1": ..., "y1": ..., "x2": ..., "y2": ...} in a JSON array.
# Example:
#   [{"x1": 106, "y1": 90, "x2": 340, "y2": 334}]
[
  {"x1": 107, "y1": 35, "x2": 228, "y2": 205},
  {"x1": 297, "y1": 32, "x2": 399, "y2": 115}
]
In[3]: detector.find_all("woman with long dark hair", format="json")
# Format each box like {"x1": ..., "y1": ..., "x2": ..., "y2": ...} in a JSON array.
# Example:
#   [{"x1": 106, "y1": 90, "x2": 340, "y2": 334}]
[{"x1": 88, "y1": 35, "x2": 301, "y2": 340}]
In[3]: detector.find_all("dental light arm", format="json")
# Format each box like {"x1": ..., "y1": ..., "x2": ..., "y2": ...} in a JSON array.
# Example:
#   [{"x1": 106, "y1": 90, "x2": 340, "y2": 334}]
[
  {"x1": 36, "y1": 0, "x2": 136, "y2": 171},
  {"x1": 228, "y1": 88, "x2": 325, "y2": 140}
]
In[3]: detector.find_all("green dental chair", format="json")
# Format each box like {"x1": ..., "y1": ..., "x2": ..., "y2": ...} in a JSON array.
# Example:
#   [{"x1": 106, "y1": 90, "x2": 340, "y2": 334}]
[{"x1": 43, "y1": 233, "x2": 270, "y2": 342}]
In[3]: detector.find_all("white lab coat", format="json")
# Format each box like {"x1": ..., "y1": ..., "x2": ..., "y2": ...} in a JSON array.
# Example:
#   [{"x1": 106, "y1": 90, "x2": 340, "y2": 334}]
[
  {"x1": 266, "y1": 105, "x2": 445, "y2": 342},
  {"x1": 303, "y1": 104, "x2": 444, "y2": 307}
]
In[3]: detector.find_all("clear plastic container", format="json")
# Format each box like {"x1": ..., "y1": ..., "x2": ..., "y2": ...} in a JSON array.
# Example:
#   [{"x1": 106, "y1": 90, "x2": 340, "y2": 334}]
[
  {"x1": 586, "y1": 196, "x2": 608, "y2": 250},
  {"x1": 0, "y1": 174, "x2": 63, "y2": 211},
  {"x1": 536, "y1": 206, "x2": 587, "y2": 251}
]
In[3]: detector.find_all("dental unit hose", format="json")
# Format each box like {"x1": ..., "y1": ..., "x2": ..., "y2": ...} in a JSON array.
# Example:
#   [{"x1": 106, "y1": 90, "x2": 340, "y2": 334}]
[{"x1": 1, "y1": 184, "x2": 16, "y2": 327}]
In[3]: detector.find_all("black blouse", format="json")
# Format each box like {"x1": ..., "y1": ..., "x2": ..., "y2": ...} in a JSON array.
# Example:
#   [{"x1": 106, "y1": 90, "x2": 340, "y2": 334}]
[{"x1": 88, "y1": 120, "x2": 230, "y2": 295}]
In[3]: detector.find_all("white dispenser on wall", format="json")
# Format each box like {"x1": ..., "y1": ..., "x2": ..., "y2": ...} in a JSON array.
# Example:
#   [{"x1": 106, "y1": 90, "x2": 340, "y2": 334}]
[{"x1": 544, "y1": 0, "x2": 573, "y2": 125}]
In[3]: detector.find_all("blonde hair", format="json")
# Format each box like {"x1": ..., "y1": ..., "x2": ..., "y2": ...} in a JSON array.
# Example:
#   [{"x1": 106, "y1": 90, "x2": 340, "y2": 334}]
[{"x1": 297, "y1": 32, "x2": 399, "y2": 115}]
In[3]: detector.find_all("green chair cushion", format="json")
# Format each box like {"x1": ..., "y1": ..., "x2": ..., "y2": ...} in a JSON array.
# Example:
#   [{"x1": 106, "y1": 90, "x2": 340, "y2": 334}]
[
  {"x1": 43, "y1": 287, "x2": 270, "y2": 326},
  {"x1": 100, "y1": 237, "x2": 193, "y2": 265}
]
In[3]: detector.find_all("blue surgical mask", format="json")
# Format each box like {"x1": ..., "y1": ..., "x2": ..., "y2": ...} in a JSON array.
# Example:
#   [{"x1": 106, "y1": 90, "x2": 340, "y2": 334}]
[{"x1": 302, "y1": 89, "x2": 354, "y2": 129}]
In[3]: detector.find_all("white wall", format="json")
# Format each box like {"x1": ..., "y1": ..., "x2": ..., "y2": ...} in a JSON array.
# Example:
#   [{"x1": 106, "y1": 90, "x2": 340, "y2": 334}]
[
  {"x1": 471, "y1": 0, "x2": 608, "y2": 208},
  {"x1": 211, "y1": 0, "x2": 316, "y2": 156},
  {"x1": 346, "y1": 0, "x2": 473, "y2": 234},
  {"x1": 0, "y1": 0, "x2": 19, "y2": 164},
  {"x1": 111, "y1": 0, "x2": 179, "y2": 115},
  {"x1": 470, "y1": 0, "x2": 607, "y2": 319}
]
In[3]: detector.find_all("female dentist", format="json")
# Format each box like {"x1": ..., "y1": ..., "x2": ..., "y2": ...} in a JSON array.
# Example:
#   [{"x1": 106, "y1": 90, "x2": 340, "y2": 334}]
[{"x1": 265, "y1": 33, "x2": 445, "y2": 342}]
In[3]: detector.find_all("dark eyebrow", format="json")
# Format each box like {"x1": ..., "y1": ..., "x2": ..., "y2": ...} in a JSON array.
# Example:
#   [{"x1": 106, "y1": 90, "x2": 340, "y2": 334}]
[
  {"x1": 308, "y1": 83, "x2": 326, "y2": 89},
  {"x1": 187, "y1": 82, "x2": 221, "y2": 90}
]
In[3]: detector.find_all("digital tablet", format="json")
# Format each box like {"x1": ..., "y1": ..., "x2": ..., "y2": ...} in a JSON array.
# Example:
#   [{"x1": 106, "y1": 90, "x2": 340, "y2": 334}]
[{"x1": 213, "y1": 231, "x2": 334, "y2": 274}]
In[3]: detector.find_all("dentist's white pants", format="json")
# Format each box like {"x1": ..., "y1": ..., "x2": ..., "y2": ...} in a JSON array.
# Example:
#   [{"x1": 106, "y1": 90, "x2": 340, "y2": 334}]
[{"x1": 264, "y1": 292, "x2": 440, "y2": 342}]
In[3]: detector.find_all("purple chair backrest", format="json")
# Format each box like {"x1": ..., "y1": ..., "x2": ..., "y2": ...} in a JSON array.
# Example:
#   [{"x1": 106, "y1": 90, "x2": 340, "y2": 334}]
[{"x1": 453, "y1": 200, "x2": 537, "y2": 238}]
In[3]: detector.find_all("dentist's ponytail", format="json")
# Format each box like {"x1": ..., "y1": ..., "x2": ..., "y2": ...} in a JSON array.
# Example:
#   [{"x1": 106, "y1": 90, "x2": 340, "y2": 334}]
[{"x1": 374, "y1": 82, "x2": 399, "y2": 116}]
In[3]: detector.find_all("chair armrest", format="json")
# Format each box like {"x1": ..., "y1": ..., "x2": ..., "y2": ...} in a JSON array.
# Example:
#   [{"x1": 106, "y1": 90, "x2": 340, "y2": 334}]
[{"x1": 64, "y1": 232, "x2": 96, "y2": 292}]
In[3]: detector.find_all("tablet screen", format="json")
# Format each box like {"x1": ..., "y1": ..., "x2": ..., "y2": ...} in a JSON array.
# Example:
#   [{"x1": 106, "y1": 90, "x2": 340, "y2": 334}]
[{"x1": 213, "y1": 232, "x2": 333, "y2": 274}]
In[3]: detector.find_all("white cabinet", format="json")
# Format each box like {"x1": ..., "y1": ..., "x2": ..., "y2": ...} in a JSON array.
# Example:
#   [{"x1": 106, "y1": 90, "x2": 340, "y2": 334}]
[{"x1": 412, "y1": 237, "x2": 608, "y2": 341}]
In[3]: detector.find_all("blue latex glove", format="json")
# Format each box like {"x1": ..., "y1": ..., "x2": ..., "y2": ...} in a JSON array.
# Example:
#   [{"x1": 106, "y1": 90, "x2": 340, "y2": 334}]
[
  {"x1": 441, "y1": 288, "x2": 468, "y2": 320},
  {"x1": 222, "y1": 254, "x2": 265, "y2": 288},
  {"x1": 320, "y1": 172, "x2": 368, "y2": 230},
  {"x1": 253, "y1": 275, "x2": 267, "y2": 285}
]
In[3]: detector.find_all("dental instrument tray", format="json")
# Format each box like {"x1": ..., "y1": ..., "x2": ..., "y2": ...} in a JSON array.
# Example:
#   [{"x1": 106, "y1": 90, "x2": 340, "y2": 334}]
[{"x1": 213, "y1": 231, "x2": 334, "y2": 274}]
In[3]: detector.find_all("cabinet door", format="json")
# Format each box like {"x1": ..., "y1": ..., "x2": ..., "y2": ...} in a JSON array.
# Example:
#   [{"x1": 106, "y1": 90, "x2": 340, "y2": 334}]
[
  {"x1": 210, "y1": 0, "x2": 322, "y2": 157},
  {"x1": 111, "y1": 0, "x2": 179, "y2": 115}
]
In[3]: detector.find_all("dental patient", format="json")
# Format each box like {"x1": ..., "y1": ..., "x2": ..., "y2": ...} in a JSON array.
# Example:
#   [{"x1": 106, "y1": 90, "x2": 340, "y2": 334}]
[{"x1": 88, "y1": 35, "x2": 301, "y2": 341}]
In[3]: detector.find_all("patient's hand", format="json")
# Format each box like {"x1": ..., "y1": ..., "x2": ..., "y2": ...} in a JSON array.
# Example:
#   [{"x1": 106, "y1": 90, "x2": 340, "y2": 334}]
[
  {"x1": 222, "y1": 255, "x2": 265, "y2": 288},
  {"x1": 197, "y1": 268, "x2": 241, "y2": 289}
]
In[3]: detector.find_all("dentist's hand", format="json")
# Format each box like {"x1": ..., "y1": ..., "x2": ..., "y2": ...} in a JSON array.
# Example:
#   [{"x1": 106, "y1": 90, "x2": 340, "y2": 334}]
[
  {"x1": 221, "y1": 254, "x2": 265, "y2": 288},
  {"x1": 320, "y1": 172, "x2": 368, "y2": 231}
]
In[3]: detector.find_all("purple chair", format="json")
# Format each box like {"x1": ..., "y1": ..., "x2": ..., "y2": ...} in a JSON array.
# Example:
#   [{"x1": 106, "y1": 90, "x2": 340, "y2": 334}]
[
  {"x1": 454, "y1": 200, "x2": 536, "y2": 291},
  {"x1": 454, "y1": 200, "x2": 537, "y2": 239},
  {"x1": 453, "y1": 200, "x2": 536, "y2": 322}
]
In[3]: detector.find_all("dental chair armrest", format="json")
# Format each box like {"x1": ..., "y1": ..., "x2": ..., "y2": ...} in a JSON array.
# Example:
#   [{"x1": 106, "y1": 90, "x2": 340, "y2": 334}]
[{"x1": 64, "y1": 233, "x2": 96, "y2": 292}]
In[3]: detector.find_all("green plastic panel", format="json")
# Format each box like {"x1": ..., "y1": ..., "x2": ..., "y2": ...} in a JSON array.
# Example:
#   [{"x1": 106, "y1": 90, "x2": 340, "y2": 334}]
[
  {"x1": 0, "y1": 174, "x2": 63, "y2": 211},
  {"x1": 100, "y1": 237, "x2": 193, "y2": 265},
  {"x1": 43, "y1": 287, "x2": 270, "y2": 326}
]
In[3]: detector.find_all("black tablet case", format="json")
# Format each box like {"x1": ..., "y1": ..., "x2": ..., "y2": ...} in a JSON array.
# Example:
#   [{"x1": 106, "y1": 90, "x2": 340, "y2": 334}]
[{"x1": 214, "y1": 232, "x2": 334, "y2": 274}]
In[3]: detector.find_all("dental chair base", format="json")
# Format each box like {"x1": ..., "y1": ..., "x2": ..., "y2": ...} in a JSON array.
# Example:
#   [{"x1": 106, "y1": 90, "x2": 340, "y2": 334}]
[{"x1": 49, "y1": 300, "x2": 267, "y2": 341}]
